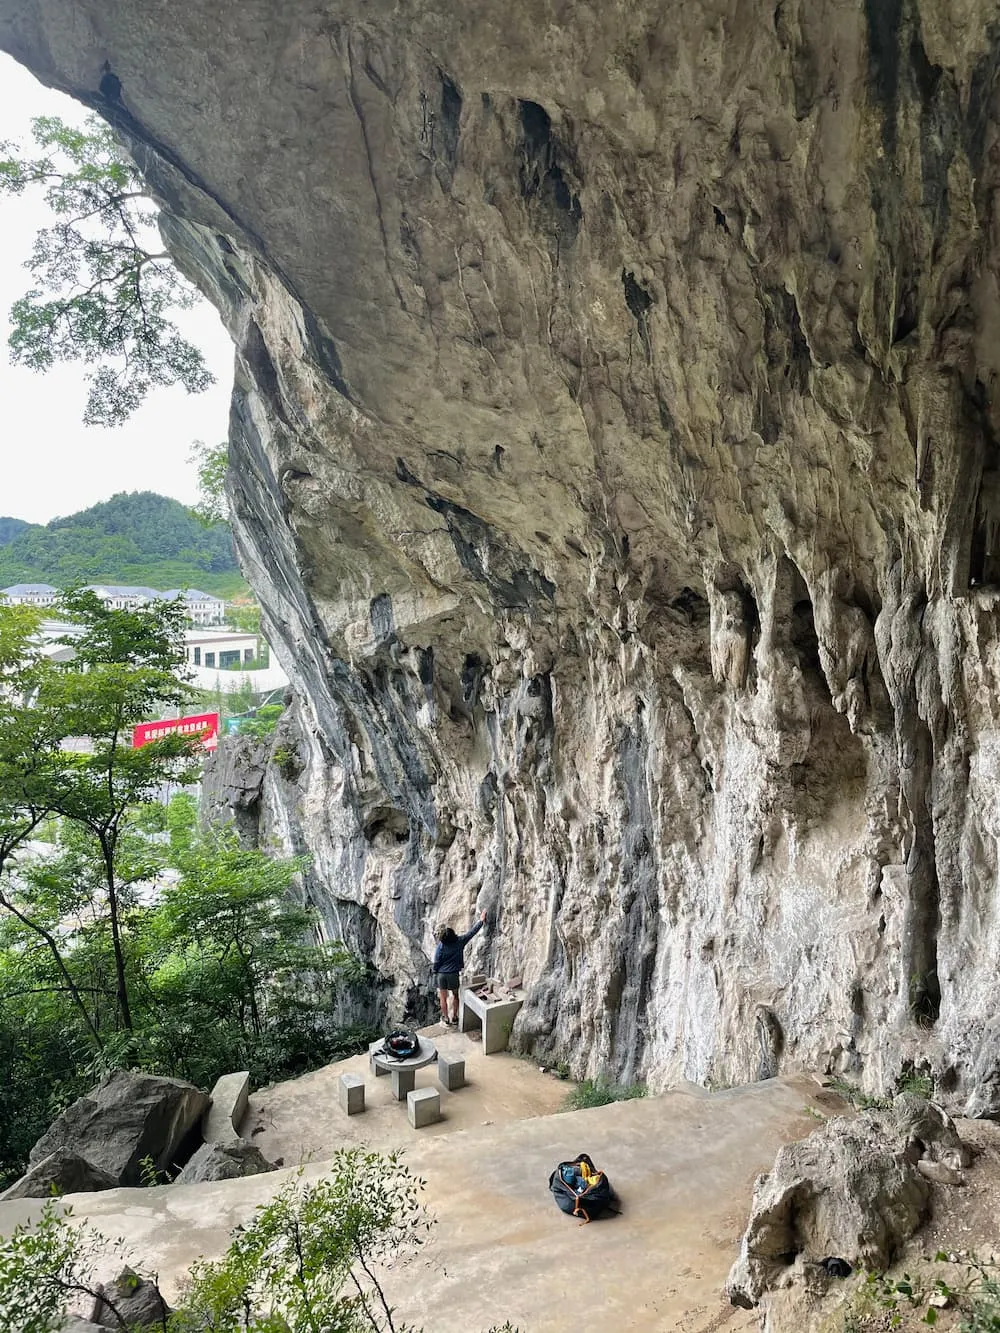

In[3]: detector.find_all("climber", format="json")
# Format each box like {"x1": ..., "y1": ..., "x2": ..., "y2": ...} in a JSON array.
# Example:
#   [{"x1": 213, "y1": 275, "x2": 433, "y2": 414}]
[{"x1": 433, "y1": 910, "x2": 487, "y2": 1026}]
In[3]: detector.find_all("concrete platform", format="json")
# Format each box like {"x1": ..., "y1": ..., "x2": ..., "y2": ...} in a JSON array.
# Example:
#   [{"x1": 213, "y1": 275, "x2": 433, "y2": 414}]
[
  {"x1": 238, "y1": 1022, "x2": 568, "y2": 1165},
  {"x1": 0, "y1": 1073, "x2": 840, "y2": 1332}
]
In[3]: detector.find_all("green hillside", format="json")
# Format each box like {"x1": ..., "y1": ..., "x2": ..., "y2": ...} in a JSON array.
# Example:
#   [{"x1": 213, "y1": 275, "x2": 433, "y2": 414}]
[
  {"x1": 0, "y1": 517, "x2": 34, "y2": 546},
  {"x1": 0, "y1": 492, "x2": 246, "y2": 597}
]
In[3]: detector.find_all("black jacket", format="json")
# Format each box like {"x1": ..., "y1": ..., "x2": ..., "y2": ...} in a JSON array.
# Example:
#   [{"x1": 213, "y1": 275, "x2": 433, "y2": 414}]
[{"x1": 433, "y1": 918, "x2": 484, "y2": 975}]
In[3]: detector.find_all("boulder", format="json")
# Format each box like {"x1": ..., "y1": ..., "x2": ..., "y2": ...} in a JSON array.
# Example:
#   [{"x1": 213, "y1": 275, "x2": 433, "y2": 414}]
[
  {"x1": 0, "y1": 1150, "x2": 118, "y2": 1201},
  {"x1": 30, "y1": 1070, "x2": 210, "y2": 1186},
  {"x1": 892, "y1": 1093, "x2": 971, "y2": 1170},
  {"x1": 89, "y1": 1269, "x2": 171, "y2": 1328},
  {"x1": 965, "y1": 1019, "x2": 1000, "y2": 1121},
  {"x1": 726, "y1": 1112, "x2": 931, "y2": 1309},
  {"x1": 174, "y1": 1138, "x2": 278, "y2": 1184}
]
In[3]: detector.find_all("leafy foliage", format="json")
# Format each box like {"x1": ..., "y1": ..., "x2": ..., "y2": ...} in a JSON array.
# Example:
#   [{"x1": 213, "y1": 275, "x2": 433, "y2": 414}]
[
  {"x1": 237, "y1": 703, "x2": 285, "y2": 738},
  {"x1": 0, "y1": 1201, "x2": 125, "y2": 1333},
  {"x1": 563, "y1": 1077, "x2": 648, "y2": 1110},
  {"x1": 190, "y1": 441, "x2": 230, "y2": 526},
  {"x1": 0, "y1": 1158, "x2": 518, "y2": 1333},
  {"x1": 178, "y1": 1153, "x2": 432, "y2": 1333},
  {"x1": 0, "y1": 114, "x2": 213, "y2": 424},
  {"x1": 0, "y1": 517, "x2": 32, "y2": 546},
  {"x1": 0, "y1": 490, "x2": 240, "y2": 594}
]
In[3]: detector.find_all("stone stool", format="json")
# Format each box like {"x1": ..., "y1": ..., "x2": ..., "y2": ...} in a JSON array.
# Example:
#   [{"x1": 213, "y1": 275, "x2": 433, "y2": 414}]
[
  {"x1": 438, "y1": 1053, "x2": 465, "y2": 1091},
  {"x1": 368, "y1": 1041, "x2": 389, "y2": 1077},
  {"x1": 407, "y1": 1087, "x2": 440, "y2": 1129},
  {"x1": 338, "y1": 1073, "x2": 365, "y2": 1116}
]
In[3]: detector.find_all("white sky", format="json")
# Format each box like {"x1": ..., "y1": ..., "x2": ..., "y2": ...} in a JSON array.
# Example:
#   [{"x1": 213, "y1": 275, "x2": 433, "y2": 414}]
[{"x1": 0, "y1": 53, "x2": 235, "y2": 524}]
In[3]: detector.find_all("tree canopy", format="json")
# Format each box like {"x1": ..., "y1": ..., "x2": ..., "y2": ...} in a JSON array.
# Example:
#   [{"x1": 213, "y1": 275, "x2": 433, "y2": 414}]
[
  {"x1": 0, "y1": 114, "x2": 213, "y2": 424},
  {"x1": 0, "y1": 598, "x2": 368, "y2": 1188},
  {"x1": 0, "y1": 490, "x2": 241, "y2": 595}
]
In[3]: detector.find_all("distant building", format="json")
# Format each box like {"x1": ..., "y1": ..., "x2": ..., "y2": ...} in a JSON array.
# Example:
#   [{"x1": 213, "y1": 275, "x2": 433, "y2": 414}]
[
  {"x1": 1, "y1": 583, "x2": 59, "y2": 607},
  {"x1": 184, "y1": 629, "x2": 260, "y2": 671},
  {"x1": 1, "y1": 583, "x2": 224, "y2": 625},
  {"x1": 160, "y1": 588, "x2": 224, "y2": 626}
]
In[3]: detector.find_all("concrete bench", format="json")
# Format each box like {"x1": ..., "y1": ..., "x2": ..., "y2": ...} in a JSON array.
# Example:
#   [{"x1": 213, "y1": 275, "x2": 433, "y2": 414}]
[
  {"x1": 438, "y1": 1053, "x2": 465, "y2": 1091},
  {"x1": 203, "y1": 1071, "x2": 250, "y2": 1144},
  {"x1": 368, "y1": 1040, "x2": 389, "y2": 1077},
  {"x1": 407, "y1": 1087, "x2": 440, "y2": 1129},
  {"x1": 338, "y1": 1073, "x2": 365, "y2": 1116}
]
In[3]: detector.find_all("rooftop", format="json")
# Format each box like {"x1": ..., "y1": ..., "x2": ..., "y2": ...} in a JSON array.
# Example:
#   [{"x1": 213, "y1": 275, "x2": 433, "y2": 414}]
[{"x1": 3, "y1": 584, "x2": 224, "y2": 602}]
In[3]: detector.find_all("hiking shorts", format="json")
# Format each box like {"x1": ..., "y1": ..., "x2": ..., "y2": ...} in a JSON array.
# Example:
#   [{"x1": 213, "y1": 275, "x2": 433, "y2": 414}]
[{"x1": 434, "y1": 972, "x2": 461, "y2": 992}]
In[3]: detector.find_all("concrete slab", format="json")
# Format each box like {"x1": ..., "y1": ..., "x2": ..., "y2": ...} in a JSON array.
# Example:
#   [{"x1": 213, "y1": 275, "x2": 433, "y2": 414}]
[
  {"x1": 239, "y1": 1023, "x2": 569, "y2": 1165},
  {"x1": 204, "y1": 1072, "x2": 250, "y2": 1145},
  {"x1": 0, "y1": 1073, "x2": 835, "y2": 1333}
]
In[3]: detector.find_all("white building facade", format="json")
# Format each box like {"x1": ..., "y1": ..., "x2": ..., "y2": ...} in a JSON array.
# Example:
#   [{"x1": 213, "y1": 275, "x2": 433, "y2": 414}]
[{"x1": 1, "y1": 583, "x2": 224, "y2": 625}]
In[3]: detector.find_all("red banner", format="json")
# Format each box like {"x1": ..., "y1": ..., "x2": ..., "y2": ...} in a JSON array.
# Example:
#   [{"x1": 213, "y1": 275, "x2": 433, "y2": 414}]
[{"x1": 132, "y1": 712, "x2": 219, "y2": 752}]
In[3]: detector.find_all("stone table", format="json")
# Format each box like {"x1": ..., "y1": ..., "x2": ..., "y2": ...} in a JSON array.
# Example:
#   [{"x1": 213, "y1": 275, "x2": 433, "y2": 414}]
[
  {"x1": 459, "y1": 987, "x2": 525, "y2": 1054},
  {"x1": 369, "y1": 1036, "x2": 437, "y2": 1100}
]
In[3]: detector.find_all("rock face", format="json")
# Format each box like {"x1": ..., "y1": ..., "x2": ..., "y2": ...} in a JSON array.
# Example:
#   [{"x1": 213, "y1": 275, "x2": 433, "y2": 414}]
[
  {"x1": 6, "y1": 2, "x2": 1000, "y2": 1093},
  {"x1": 174, "y1": 1139, "x2": 278, "y2": 1184},
  {"x1": 726, "y1": 1111, "x2": 932, "y2": 1308},
  {"x1": 0, "y1": 1150, "x2": 118, "y2": 1201},
  {"x1": 29, "y1": 1071, "x2": 210, "y2": 1186},
  {"x1": 89, "y1": 1270, "x2": 171, "y2": 1329},
  {"x1": 964, "y1": 1018, "x2": 1000, "y2": 1120}
]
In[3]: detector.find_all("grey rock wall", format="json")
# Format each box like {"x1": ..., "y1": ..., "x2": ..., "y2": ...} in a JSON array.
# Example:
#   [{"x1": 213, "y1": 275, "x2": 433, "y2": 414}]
[{"x1": 5, "y1": 0, "x2": 1000, "y2": 1097}]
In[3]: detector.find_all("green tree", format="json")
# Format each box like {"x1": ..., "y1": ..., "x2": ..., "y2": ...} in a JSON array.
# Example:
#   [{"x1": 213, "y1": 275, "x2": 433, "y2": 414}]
[
  {"x1": 0, "y1": 115, "x2": 213, "y2": 424},
  {"x1": 190, "y1": 441, "x2": 230, "y2": 526},
  {"x1": 0, "y1": 491, "x2": 238, "y2": 590},
  {"x1": 139, "y1": 795, "x2": 362, "y2": 1087},
  {"x1": 0, "y1": 594, "x2": 198, "y2": 1038},
  {"x1": 38, "y1": 589, "x2": 199, "y2": 1031}
]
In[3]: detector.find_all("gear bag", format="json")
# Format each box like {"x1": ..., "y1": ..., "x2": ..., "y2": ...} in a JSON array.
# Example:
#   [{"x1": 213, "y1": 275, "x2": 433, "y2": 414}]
[
  {"x1": 548, "y1": 1152, "x2": 617, "y2": 1223},
  {"x1": 379, "y1": 1029, "x2": 420, "y2": 1061}
]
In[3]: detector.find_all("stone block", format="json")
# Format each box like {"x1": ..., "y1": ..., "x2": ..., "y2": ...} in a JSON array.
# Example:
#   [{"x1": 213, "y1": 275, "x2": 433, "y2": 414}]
[
  {"x1": 391, "y1": 1067, "x2": 416, "y2": 1100},
  {"x1": 203, "y1": 1071, "x2": 250, "y2": 1143},
  {"x1": 438, "y1": 1053, "x2": 465, "y2": 1091},
  {"x1": 407, "y1": 1087, "x2": 440, "y2": 1129},
  {"x1": 338, "y1": 1073, "x2": 365, "y2": 1115},
  {"x1": 369, "y1": 1041, "x2": 389, "y2": 1076}
]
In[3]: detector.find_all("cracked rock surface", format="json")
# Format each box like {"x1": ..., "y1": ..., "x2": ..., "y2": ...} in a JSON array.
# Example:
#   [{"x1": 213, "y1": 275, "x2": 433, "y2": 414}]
[{"x1": 5, "y1": 0, "x2": 1000, "y2": 1094}]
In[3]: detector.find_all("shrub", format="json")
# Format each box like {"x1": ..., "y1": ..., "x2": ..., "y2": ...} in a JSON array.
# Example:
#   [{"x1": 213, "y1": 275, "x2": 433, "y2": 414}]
[{"x1": 563, "y1": 1078, "x2": 647, "y2": 1110}]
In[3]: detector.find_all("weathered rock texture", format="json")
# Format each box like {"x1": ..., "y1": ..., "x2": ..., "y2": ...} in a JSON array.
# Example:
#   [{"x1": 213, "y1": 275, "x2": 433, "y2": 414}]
[
  {"x1": 6, "y1": 1, "x2": 1000, "y2": 1095},
  {"x1": 29, "y1": 1071, "x2": 209, "y2": 1186},
  {"x1": 0, "y1": 1150, "x2": 118, "y2": 1201},
  {"x1": 174, "y1": 1139, "x2": 278, "y2": 1184},
  {"x1": 89, "y1": 1270, "x2": 172, "y2": 1329},
  {"x1": 727, "y1": 1109, "x2": 932, "y2": 1308}
]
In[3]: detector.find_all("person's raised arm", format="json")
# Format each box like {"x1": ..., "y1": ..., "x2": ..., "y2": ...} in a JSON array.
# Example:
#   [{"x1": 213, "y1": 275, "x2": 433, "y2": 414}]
[{"x1": 458, "y1": 911, "x2": 487, "y2": 946}]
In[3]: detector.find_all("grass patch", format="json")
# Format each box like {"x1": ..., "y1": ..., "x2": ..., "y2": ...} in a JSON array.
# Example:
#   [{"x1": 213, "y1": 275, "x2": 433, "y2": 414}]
[
  {"x1": 827, "y1": 1077, "x2": 892, "y2": 1112},
  {"x1": 563, "y1": 1078, "x2": 647, "y2": 1110},
  {"x1": 897, "y1": 1072, "x2": 934, "y2": 1100}
]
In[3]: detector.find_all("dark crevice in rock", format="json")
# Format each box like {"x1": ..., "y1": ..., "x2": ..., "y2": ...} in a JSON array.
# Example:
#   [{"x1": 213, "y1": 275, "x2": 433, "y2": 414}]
[
  {"x1": 363, "y1": 805, "x2": 410, "y2": 846},
  {"x1": 516, "y1": 99, "x2": 583, "y2": 244},
  {"x1": 369, "y1": 592, "x2": 396, "y2": 643},
  {"x1": 438, "y1": 71, "x2": 462, "y2": 171},
  {"x1": 243, "y1": 320, "x2": 290, "y2": 427},
  {"x1": 425, "y1": 492, "x2": 556, "y2": 608},
  {"x1": 864, "y1": 0, "x2": 905, "y2": 151}
]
